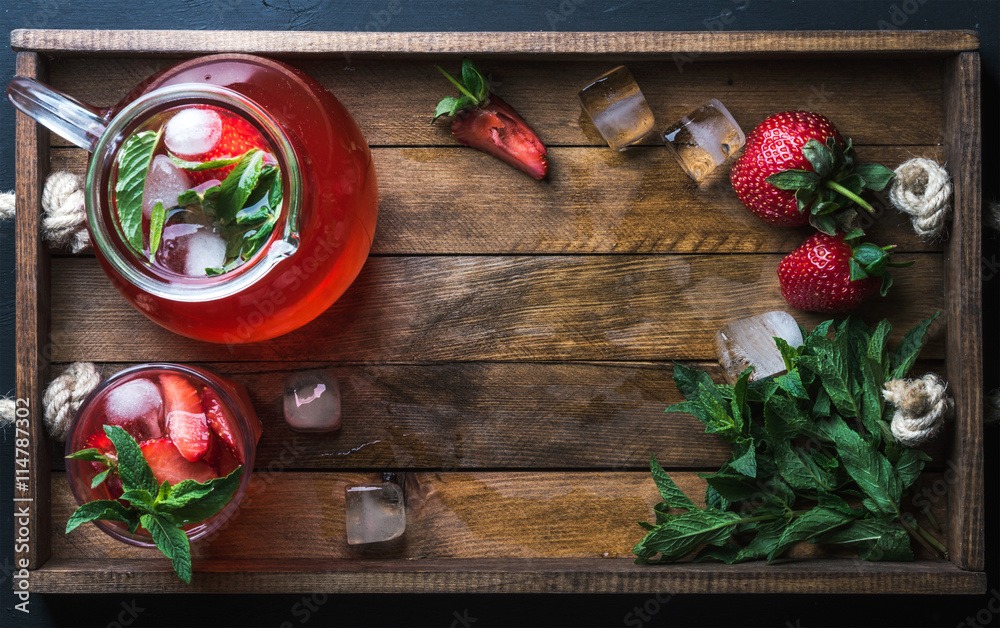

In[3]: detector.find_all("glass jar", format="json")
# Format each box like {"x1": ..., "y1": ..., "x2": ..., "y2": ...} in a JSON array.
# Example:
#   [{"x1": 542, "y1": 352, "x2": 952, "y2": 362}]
[
  {"x1": 64, "y1": 363, "x2": 262, "y2": 546},
  {"x1": 8, "y1": 54, "x2": 378, "y2": 343}
]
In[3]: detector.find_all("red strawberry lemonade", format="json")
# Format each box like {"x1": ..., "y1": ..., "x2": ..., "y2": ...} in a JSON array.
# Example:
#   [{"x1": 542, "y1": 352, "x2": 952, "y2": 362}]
[
  {"x1": 65, "y1": 364, "x2": 261, "y2": 545},
  {"x1": 87, "y1": 54, "x2": 378, "y2": 343}
]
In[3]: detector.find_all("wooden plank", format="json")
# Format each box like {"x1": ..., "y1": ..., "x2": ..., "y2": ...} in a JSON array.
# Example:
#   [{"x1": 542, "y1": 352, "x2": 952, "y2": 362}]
[
  {"x1": 52, "y1": 360, "x2": 949, "y2": 470},
  {"x1": 48, "y1": 255, "x2": 946, "y2": 364},
  {"x1": 29, "y1": 557, "x2": 985, "y2": 595},
  {"x1": 49, "y1": 146, "x2": 946, "y2": 255},
  {"x1": 14, "y1": 52, "x2": 52, "y2": 571},
  {"x1": 49, "y1": 471, "x2": 950, "y2": 562},
  {"x1": 942, "y1": 52, "x2": 983, "y2": 572},
  {"x1": 43, "y1": 57, "x2": 947, "y2": 147},
  {"x1": 12, "y1": 29, "x2": 980, "y2": 56}
]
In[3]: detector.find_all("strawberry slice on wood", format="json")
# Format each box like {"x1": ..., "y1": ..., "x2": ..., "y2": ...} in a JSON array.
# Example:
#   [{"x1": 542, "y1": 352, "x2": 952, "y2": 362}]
[
  {"x1": 139, "y1": 437, "x2": 218, "y2": 485},
  {"x1": 160, "y1": 373, "x2": 210, "y2": 462},
  {"x1": 433, "y1": 58, "x2": 548, "y2": 180}
]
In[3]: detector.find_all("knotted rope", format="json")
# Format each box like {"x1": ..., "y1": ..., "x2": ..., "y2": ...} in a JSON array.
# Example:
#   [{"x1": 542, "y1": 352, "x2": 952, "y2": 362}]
[
  {"x1": 884, "y1": 373, "x2": 953, "y2": 447},
  {"x1": 0, "y1": 171, "x2": 90, "y2": 251},
  {"x1": 888, "y1": 158, "x2": 952, "y2": 240}
]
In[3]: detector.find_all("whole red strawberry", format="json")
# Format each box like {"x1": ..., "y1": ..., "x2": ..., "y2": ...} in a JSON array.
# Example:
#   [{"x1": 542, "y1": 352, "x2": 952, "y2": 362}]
[
  {"x1": 778, "y1": 231, "x2": 911, "y2": 313},
  {"x1": 730, "y1": 111, "x2": 894, "y2": 234},
  {"x1": 433, "y1": 58, "x2": 548, "y2": 180}
]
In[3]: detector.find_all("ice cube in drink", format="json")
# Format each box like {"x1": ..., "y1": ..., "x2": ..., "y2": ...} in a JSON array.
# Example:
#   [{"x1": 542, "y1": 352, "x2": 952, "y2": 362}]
[
  {"x1": 578, "y1": 66, "x2": 655, "y2": 151},
  {"x1": 662, "y1": 99, "x2": 745, "y2": 182},
  {"x1": 345, "y1": 481, "x2": 406, "y2": 545}
]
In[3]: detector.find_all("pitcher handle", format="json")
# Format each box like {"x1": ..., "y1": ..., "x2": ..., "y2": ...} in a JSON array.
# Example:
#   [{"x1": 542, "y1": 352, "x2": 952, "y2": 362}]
[{"x1": 7, "y1": 76, "x2": 107, "y2": 152}]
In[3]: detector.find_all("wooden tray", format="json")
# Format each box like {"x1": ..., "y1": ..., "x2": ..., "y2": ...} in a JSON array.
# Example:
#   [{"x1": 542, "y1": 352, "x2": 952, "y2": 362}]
[{"x1": 13, "y1": 29, "x2": 985, "y2": 594}]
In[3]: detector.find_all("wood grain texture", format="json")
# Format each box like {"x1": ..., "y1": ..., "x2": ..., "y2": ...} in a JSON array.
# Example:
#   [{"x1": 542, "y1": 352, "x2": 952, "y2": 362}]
[
  {"x1": 943, "y1": 52, "x2": 984, "y2": 572},
  {"x1": 27, "y1": 557, "x2": 986, "y2": 595},
  {"x1": 49, "y1": 145, "x2": 945, "y2": 255},
  {"x1": 48, "y1": 255, "x2": 945, "y2": 364},
  {"x1": 43, "y1": 57, "x2": 948, "y2": 148},
  {"x1": 51, "y1": 360, "x2": 949, "y2": 470},
  {"x1": 11, "y1": 29, "x2": 980, "y2": 55},
  {"x1": 49, "y1": 471, "x2": 949, "y2": 563},
  {"x1": 14, "y1": 52, "x2": 52, "y2": 571}
]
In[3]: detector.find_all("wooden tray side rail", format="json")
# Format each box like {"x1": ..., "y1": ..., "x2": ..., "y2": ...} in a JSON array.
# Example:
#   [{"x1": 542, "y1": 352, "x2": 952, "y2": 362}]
[{"x1": 11, "y1": 30, "x2": 986, "y2": 594}]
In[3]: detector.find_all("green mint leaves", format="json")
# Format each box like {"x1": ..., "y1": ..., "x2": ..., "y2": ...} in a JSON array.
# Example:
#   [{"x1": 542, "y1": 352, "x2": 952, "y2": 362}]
[
  {"x1": 65, "y1": 425, "x2": 244, "y2": 584},
  {"x1": 114, "y1": 129, "x2": 161, "y2": 254},
  {"x1": 433, "y1": 57, "x2": 490, "y2": 121},
  {"x1": 635, "y1": 314, "x2": 944, "y2": 565},
  {"x1": 765, "y1": 137, "x2": 895, "y2": 236}
]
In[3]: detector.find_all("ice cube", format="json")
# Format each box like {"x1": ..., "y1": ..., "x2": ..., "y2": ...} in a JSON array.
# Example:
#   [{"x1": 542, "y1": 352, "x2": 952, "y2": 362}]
[
  {"x1": 143, "y1": 154, "x2": 193, "y2": 219},
  {"x1": 662, "y1": 99, "x2": 746, "y2": 182},
  {"x1": 579, "y1": 66, "x2": 655, "y2": 151},
  {"x1": 155, "y1": 221, "x2": 227, "y2": 277},
  {"x1": 283, "y1": 370, "x2": 341, "y2": 432},
  {"x1": 102, "y1": 377, "x2": 165, "y2": 441},
  {"x1": 345, "y1": 482, "x2": 406, "y2": 545},
  {"x1": 714, "y1": 310, "x2": 804, "y2": 384},
  {"x1": 164, "y1": 107, "x2": 222, "y2": 160}
]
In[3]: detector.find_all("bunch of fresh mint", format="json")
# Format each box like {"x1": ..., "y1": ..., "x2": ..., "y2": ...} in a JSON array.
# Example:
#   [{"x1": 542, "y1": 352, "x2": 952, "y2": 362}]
[
  {"x1": 115, "y1": 129, "x2": 281, "y2": 275},
  {"x1": 633, "y1": 314, "x2": 946, "y2": 564},
  {"x1": 67, "y1": 426, "x2": 242, "y2": 583}
]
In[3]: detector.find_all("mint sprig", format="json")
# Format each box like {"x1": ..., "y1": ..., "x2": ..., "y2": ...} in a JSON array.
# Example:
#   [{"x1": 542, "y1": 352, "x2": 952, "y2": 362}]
[
  {"x1": 66, "y1": 426, "x2": 244, "y2": 584},
  {"x1": 635, "y1": 314, "x2": 945, "y2": 564}
]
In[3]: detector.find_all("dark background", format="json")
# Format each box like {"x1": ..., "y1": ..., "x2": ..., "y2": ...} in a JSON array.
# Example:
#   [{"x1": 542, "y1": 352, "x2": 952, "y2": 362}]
[{"x1": 1, "y1": 1, "x2": 997, "y2": 626}]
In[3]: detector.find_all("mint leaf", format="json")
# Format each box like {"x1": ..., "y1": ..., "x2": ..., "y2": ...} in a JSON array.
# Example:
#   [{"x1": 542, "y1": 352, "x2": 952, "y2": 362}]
[
  {"x1": 66, "y1": 499, "x2": 139, "y2": 534},
  {"x1": 66, "y1": 448, "x2": 110, "y2": 464},
  {"x1": 890, "y1": 313, "x2": 939, "y2": 380},
  {"x1": 155, "y1": 466, "x2": 243, "y2": 525},
  {"x1": 649, "y1": 455, "x2": 698, "y2": 512},
  {"x1": 170, "y1": 154, "x2": 242, "y2": 171},
  {"x1": 895, "y1": 449, "x2": 931, "y2": 489},
  {"x1": 634, "y1": 510, "x2": 741, "y2": 562},
  {"x1": 767, "y1": 507, "x2": 855, "y2": 562},
  {"x1": 217, "y1": 149, "x2": 265, "y2": 224},
  {"x1": 177, "y1": 185, "x2": 221, "y2": 219},
  {"x1": 831, "y1": 418, "x2": 901, "y2": 517},
  {"x1": 103, "y1": 425, "x2": 158, "y2": 494},
  {"x1": 90, "y1": 468, "x2": 111, "y2": 489},
  {"x1": 120, "y1": 489, "x2": 158, "y2": 515},
  {"x1": 670, "y1": 362, "x2": 718, "y2": 402},
  {"x1": 114, "y1": 129, "x2": 160, "y2": 254},
  {"x1": 148, "y1": 201, "x2": 167, "y2": 259},
  {"x1": 141, "y1": 512, "x2": 193, "y2": 584}
]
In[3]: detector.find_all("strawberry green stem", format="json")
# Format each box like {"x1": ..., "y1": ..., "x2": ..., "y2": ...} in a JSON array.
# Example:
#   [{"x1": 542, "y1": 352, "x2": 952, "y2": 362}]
[
  {"x1": 435, "y1": 65, "x2": 480, "y2": 104},
  {"x1": 824, "y1": 180, "x2": 875, "y2": 214}
]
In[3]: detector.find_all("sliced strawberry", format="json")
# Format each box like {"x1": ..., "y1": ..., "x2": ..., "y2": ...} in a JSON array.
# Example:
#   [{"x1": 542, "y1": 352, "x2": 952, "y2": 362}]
[
  {"x1": 451, "y1": 95, "x2": 549, "y2": 180},
  {"x1": 166, "y1": 411, "x2": 211, "y2": 462},
  {"x1": 139, "y1": 438, "x2": 217, "y2": 485},
  {"x1": 85, "y1": 432, "x2": 115, "y2": 457},
  {"x1": 206, "y1": 433, "x2": 242, "y2": 477},
  {"x1": 202, "y1": 387, "x2": 243, "y2": 464},
  {"x1": 160, "y1": 374, "x2": 210, "y2": 461},
  {"x1": 433, "y1": 59, "x2": 548, "y2": 180}
]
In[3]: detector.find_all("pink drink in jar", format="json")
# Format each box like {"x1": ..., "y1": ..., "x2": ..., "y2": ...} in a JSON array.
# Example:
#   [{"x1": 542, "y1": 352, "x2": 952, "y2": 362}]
[
  {"x1": 65, "y1": 364, "x2": 261, "y2": 545},
  {"x1": 7, "y1": 54, "x2": 378, "y2": 343}
]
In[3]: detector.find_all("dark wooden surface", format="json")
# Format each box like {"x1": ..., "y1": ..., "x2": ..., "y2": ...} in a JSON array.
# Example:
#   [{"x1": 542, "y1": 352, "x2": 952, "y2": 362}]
[{"x1": 2, "y1": 2, "x2": 998, "y2": 627}]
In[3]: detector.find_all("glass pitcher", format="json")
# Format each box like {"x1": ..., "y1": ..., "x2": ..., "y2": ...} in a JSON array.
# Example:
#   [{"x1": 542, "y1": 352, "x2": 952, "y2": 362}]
[{"x1": 8, "y1": 54, "x2": 378, "y2": 344}]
